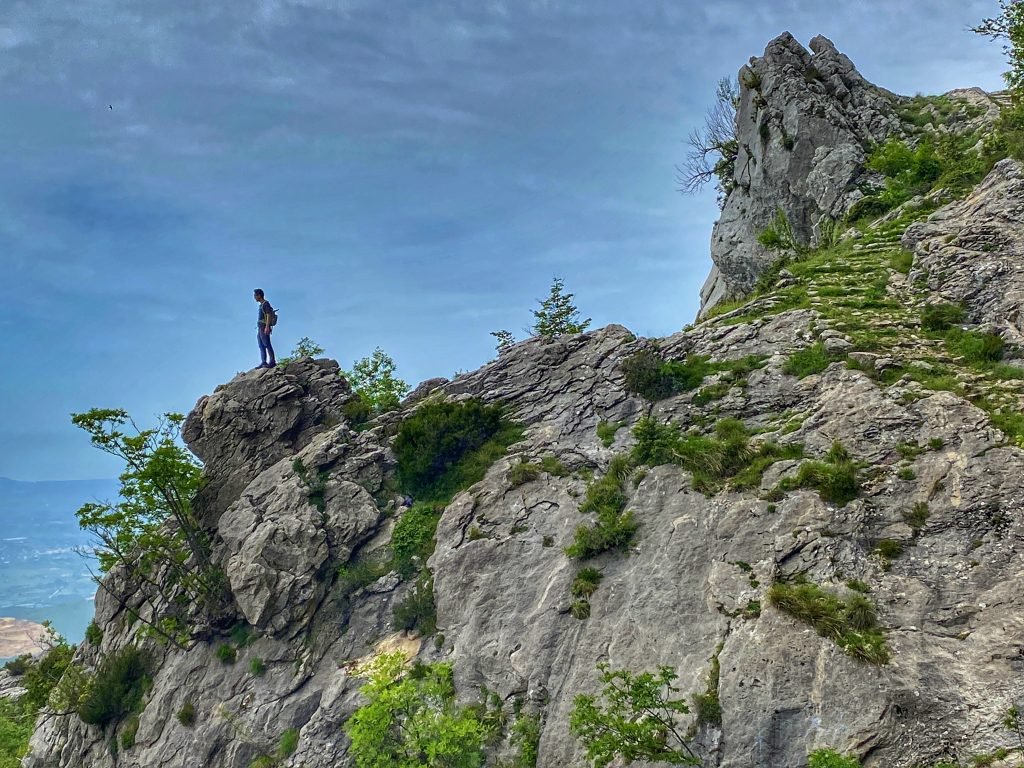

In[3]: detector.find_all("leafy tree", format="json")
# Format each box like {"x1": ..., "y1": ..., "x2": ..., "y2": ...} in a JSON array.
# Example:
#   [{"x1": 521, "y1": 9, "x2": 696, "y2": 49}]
[
  {"x1": 570, "y1": 662, "x2": 699, "y2": 767},
  {"x1": 973, "y1": 1, "x2": 1024, "y2": 95},
  {"x1": 345, "y1": 348, "x2": 410, "y2": 415},
  {"x1": 530, "y1": 277, "x2": 591, "y2": 338},
  {"x1": 280, "y1": 336, "x2": 326, "y2": 364},
  {"x1": 72, "y1": 409, "x2": 224, "y2": 645},
  {"x1": 0, "y1": 625, "x2": 76, "y2": 765},
  {"x1": 344, "y1": 653, "x2": 488, "y2": 768},
  {"x1": 678, "y1": 76, "x2": 740, "y2": 204},
  {"x1": 490, "y1": 329, "x2": 516, "y2": 354}
]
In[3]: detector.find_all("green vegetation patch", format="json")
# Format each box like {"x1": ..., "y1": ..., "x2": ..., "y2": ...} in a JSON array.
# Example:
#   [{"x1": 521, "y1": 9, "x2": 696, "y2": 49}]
[
  {"x1": 945, "y1": 328, "x2": 1005, "y2": 366},
  {"x1": 777, "y1": 441, "x2": 860, "y2": 506},
  {"x1": 621, "y1": 350, "x2": 766, "y2": 402},
  {"x1": 808, "y1": 748, "x2": 862, "y2": 768},
  {"x1": 596, "y1": 420, "x2": 625, "y2": 448},
  {"x1": 565, "y1": 455, "x2": 638, "y2": 559},
  {"x1": 570, "y1": 662, "x2": 699, "y2": 767},
  {"x1": 78, "y1": 646, "x2": 153, "y2": 727},
  {"x1": 393, "y1": 399, "x2": 523, "y2": 502},
  {"x1": 768, "y1": 579, "x2": 889, "y2": 664},
  {"x1": 783, "y1": 342, "x2": 836, "y2": 379},
  {"x1": 921, "y1": 302, "x2": 966, "y2": 331},
  {"x1": 344, "y1": 653, "x2": 492, "y2": 768},
  {"x1": 393, "y1": 572, "x2": 437, "y2": 636},
  {"x1": 632, "y1": 417, "x2": 803, "y2": 495}
]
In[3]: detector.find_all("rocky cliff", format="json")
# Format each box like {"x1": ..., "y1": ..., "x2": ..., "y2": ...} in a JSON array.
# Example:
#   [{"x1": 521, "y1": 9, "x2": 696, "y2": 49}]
[
  {"x1": 22, "y1": 33, "x2": 1024, "y2": 768},
  {"x1": 698, "y1": 33, "x2": 1003, "y2": 317}
]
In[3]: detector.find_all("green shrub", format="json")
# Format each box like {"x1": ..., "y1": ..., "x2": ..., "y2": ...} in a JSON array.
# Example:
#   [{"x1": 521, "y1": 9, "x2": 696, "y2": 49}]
[
  {"x1": 570, "y1": 599, "x2": 592, "y2": 620},
  {"x1": 596, "y1": 421, "x2": 624, "y2": 448},
  {"x1": 3, "y1": 655, "x2": 30, "y2": 677},
  {"x1": 119, "y1": 715, "x2": 139, "y2": 750},
  {"x1": 846, "y1": 195, "x2": 892, "y2": 223},
  {"x1": 343, "y1": 347, "x2": 409, "y2": 416},
  {"x1": 621, "y1": 350, "x2": 713, "y2": 401},
  {"x1": 889, "y1": 250, "x2": 914, "y2": 274},
  {"x1": 229, "y1": 622, "x2": 253, "y2": 648},
  {"x1": 565, "y1": 456, "x2": 638, "y2": 559},
  {"x1": 215, "y1": 644, "x2": 237, "y2": 665},
  {"x1": 345, "y1": 653, "x2": 488, "y2": 768},
  {"x1": 570, "y1": 662, "x2": 698, "y2": 767},
  {"x1": 393, "y1": 572, "x2": 437, "y2": 636},
  {"x1": 77, "y1": 646, "x2": 152, "y2": 727},
  {"x1": 846, "y1": 579, "x2": 871, "y2": 594},
  {"x1": 946, "y1": 328, "x2": 1004, "y2": 365},
  {"x1": 921, "y1": 302, "x2": 966, "y2": 331},
  {"x1": 391, "y1": 503, "x2": 443, "y2": 579},
  {"x1": 393, "y1": 399, "x2": 522, "y2": 501},
  {"x1": 808, "y1": 748, "x2": 862, "y2": 768},
  {"x1": 508, "y1": 460, "x2": 541, "y2": 487},
  {"x1": 539, "y1": 455, "x2": 569, "y2": 477},
  {"x1": 337, "y1": 555, "x2": 388, "y2": 597},
  {"x1": 757, "y1": 208, "x2": 801, "y2": 253},
  {"x1": 571, "y1": 567, "x2": 604, "y2": 599},
  {"x1": 633, "y1": 417, "x2": 802, "y2": 495},
  {"x1": 342, "y1": 396, "x2": 373, "y2": 428},
  {"x1": 874, "y1": 539, "x2": 904, "y2": 566},
  {"x1": 768, "y1": 580, "x2": 889, "y2": 664},
  {"x1": 21, "y1": 631, "x2": 75, "y2": 710},
  {"x1": 249, "y1": 658, "x2": 266, "y2": 676},
  {"x1": 278, "y1": 728, "x2": 299, "y2": 758},
  {"x1": 897, "y1": 467, "x2": 916, "y2": 481},
  {"x1": 510, "y1": 712, "x2": 542, "y2": 768},
  {"x1": 85, "y1": 622, "x2": 103, "y2": 647},
  {"x1": 177, "y1": 701, "x2": 196, "y2": 727},
  {"x1": 780, "y1": 441, "x2": 859, "y2": 505},
  {"x1": 783, "y1": 342, "x2": 833, "y2": 379},
  {"x1": 692, "y1": 652, "x2": 722, "y2": 728},
  {"x1": 905, "y1": 502, "x2": 930, "y2": 530},
  {"x1": 692, "y1": 381, "x2": 732, "y2": 406}
]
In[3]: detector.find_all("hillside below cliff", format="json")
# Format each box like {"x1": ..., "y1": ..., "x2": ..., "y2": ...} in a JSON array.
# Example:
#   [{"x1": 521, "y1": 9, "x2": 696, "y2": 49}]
[{"x1": 18, "y1": 33, "x2": 1024, "y2": 768}]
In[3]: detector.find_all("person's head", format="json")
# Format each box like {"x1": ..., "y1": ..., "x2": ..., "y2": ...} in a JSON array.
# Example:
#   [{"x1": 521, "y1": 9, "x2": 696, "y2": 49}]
[{"x1": 253, "y1": 288, "x2": 265, "y2": 302}]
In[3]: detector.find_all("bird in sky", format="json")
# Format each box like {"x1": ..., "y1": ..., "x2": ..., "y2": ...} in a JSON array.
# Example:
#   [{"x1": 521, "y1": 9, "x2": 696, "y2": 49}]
[{"x1": 108, "y1": 104, "x2": 112, "y2": 110}]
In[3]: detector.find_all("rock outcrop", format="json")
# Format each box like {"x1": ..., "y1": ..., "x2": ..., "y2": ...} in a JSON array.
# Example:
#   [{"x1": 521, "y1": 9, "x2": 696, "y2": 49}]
[
  {"x1": 700, "y1": 33, "x2": 902, "y2": 315},
  {"x1": 23, "y1": 33, "x2": 1024, "y2": 768},
  {"x1": 697, "y1": 34, "x2": 1008, "y2": 318}
]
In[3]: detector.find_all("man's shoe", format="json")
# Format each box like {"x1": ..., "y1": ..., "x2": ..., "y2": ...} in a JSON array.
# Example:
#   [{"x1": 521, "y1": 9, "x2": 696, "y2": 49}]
[
  {"x1": 267, "y1": 362, "x2": 277, "y2": 368},
  {"x1": 256, "y1": 363, "x2": 269, "y2": 369}
]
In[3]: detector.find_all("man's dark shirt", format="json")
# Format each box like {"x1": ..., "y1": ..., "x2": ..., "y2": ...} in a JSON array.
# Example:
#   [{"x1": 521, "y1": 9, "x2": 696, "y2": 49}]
[{"x1": 258, "y1": 301, "x2": 274, "y2": 330}]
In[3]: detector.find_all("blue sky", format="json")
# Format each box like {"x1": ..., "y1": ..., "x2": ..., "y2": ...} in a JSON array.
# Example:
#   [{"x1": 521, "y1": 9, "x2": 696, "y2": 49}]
[{"x1": 0, "y1": 0, "x2": 1008, "y2": 481}]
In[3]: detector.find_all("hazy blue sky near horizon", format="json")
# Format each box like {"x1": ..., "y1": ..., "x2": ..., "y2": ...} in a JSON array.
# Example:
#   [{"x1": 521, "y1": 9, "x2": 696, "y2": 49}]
[{"x1": 0, "y1": 0, "x2": 1008, "y2": 481}]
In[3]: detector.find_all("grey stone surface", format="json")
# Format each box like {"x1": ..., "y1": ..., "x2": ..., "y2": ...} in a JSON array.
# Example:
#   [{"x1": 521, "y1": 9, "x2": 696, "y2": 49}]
[
  {"x1": 904, "y1": 158, "x2": 1024, "y2": 349},
  {"x1": 700, "y1": 33, "x2": 901, "y2": 316}
]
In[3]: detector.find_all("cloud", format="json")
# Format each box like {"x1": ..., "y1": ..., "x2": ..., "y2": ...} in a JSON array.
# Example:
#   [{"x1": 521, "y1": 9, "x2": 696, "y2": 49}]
[{"x1": 0, "y1": 0, "x2": 1011, "y2": 479}]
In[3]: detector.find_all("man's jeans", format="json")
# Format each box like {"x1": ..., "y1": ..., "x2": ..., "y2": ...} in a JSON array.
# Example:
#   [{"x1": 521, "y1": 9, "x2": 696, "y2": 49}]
[{"x1": 257, "y1": 330, "x2": 275, "y2": 364}]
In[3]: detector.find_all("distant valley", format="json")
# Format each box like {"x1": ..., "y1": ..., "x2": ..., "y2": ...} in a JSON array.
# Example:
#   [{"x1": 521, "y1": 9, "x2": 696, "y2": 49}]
[{"x1": 0, "y1": 476, "x2": 118, "y2": 652}]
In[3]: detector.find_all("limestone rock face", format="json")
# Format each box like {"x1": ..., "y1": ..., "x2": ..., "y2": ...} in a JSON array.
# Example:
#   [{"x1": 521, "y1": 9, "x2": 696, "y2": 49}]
[
  {"x1": 182, "y1": 358, "x2": 356, "y2": 520},
  {"x1": 903, "y1": 158, "x2": 1024, "y2": 348},
  {"x1": 700, "y1": 33, "x2": 902, "y2": 315}
]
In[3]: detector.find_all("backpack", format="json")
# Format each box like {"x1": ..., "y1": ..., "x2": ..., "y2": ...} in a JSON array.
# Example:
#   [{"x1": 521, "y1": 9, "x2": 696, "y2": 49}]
[{"x1": 262, "y1": 302, "x2": 279, "y2": 327}]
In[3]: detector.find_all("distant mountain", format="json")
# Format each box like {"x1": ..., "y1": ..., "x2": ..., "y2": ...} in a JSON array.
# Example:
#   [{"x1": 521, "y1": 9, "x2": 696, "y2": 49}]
[{"x1": 0, "y1": 477, "x2": 118, "y2": 645}]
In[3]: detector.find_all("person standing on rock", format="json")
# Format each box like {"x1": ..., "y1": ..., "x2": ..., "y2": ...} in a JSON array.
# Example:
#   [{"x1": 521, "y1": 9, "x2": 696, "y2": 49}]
[{"x1": 254, "y1": 288, "x2": 277, "y2": 369}]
